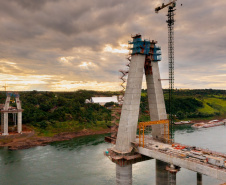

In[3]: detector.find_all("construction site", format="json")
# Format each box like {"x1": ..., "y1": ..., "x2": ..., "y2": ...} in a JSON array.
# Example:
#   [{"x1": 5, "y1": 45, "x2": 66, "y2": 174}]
[
  {"x1": 104, "y1": 1, "x2": 226, "y2": 184},
  {"x1": 0, "y1": 92, "x2": 24, "y2": 136}
]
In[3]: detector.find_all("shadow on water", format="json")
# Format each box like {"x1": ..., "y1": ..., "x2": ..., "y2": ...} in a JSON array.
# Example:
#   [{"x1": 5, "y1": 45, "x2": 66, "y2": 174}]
[
  {"x1": 174, "y1": 124, "x2": 195, "y2": 132},
  {"x1": 50, "y1": 133, "x2": 110, "y2": 151}
]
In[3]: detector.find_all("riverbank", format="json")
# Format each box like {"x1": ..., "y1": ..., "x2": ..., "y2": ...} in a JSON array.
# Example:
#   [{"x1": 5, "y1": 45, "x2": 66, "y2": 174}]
[
  {"x1": 1, "y1": 117, "x2": 225, "y2": 150},
  {"x1": 0, "y1": 128, "x2": 111, "y2": 150}
]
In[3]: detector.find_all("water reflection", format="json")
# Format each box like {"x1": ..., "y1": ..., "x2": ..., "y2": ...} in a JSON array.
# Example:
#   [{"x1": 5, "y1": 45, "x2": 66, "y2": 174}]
[
  {"x1": 0, "y1": 147, "x2": 22, "y2": 165},
  {"x1": 174, "y1": 124, "x2": 195, "y2": 132},
  {"x1": 50, "y1": 134, "x2": 109, "y2": 151}
]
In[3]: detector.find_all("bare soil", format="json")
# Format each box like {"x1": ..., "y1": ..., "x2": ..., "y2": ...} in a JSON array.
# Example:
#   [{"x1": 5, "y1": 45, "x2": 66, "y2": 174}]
[{"x1": 0, "y1": 128, "x2": 110, "y2": 150}]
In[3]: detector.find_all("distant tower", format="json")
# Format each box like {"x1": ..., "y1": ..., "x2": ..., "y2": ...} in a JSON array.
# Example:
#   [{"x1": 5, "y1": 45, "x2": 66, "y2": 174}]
[{"x1": 1, "y1": 92, "x2": 23, "y2": 135}]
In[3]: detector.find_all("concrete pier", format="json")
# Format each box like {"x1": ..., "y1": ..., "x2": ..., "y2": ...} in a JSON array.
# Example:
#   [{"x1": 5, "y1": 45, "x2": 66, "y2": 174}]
[
  {"x1": 116, "y1": 164, "x2": 132, "y2": 185},
  {"x1": 17, "y1": 112, "x2": 22, "y2": 133},
  {"x1": 2, "y1": 113, "x2": 9, "y2": 135},
  {"x1": 168, "y1": 172, "x2": 176, "y2": 185},
  {"x1": 156, "y1": 160, "x2": 169, "y2": 185},
  {"x1": 167, "y1": 164, "x2": 178, "y2": 185},
  {"x1": 115, "y1": 55, "x2": 145, "y2": 153},
  {"x1": 1, "y1": 114, "x2": 3, "y2": 134},
  {"x1": 197, "y1": 173, "x2": 202, "y2": 185}
]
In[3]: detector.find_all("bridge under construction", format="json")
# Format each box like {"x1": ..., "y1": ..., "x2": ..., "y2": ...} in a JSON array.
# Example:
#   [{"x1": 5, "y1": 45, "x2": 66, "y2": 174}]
[{"x1": 104, "y1": 34, "x2": 226, "y2": 185}]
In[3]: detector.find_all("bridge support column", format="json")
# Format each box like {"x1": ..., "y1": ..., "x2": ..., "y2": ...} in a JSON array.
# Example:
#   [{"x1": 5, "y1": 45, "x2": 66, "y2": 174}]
[
  {"x1": 166, "y1": 164, "x2": 180, "y2": 185},
  {"x1": 17, "y1": 112, "x2": 22, "y2": 133},
  {"x1": 116, "y1": 164, "x2": 132, "y2": 185},
  {"x1": 197, "y1": 173, "x2": 202, "y2": 185},
  {"x1": 1, "y1": 113, "x2": 3, "y2": 134},
  {"x1": 156, "y1": 160, "x2": 169, "y2": 185},
  {"x1": 168, "y1": 171, "x2": 176, "y2": 185},
  {"x1": 2, "y1": 113, "x2": 9, "y2": 135}
]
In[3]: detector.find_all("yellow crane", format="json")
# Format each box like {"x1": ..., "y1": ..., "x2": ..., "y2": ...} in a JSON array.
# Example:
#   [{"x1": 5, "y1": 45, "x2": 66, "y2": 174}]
[{"x1": 2, "y1": 83, "x2": 9, "y2": 92}]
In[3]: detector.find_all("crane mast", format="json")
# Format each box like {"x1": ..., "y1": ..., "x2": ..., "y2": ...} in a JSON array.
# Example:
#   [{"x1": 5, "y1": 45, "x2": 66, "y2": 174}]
[{"x1": 155, "y1": 1, "x2": 177, "y2": 141}]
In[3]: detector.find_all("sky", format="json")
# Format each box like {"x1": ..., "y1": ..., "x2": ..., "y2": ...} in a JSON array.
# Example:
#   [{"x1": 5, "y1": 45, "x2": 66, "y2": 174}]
[{"x1": 0, "y1": 0, "x2": 225, "y2": 91}]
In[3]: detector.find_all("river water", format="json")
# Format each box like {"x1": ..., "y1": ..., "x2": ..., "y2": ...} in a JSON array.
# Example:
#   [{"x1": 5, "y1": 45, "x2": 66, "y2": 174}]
[{"x1": 0, "y1": 125, "x2": 226, "y2": 185}]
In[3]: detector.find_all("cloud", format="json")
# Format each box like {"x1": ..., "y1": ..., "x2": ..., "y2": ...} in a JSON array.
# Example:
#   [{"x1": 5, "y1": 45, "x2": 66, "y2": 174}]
[{"x1": 0, "y1": 0, "x2": 225, "y2": 91}]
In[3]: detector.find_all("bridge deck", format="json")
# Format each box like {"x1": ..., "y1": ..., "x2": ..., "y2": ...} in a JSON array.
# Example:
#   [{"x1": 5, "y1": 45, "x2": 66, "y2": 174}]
[{"x1": 136, "y1": 137, "x2": 226, "y2": 182}]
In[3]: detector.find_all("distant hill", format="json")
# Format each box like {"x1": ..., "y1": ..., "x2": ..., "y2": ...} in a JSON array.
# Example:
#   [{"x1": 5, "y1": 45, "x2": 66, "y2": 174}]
[{"x1": 141, "y1": 89, "x2": 226, "y2": 121}]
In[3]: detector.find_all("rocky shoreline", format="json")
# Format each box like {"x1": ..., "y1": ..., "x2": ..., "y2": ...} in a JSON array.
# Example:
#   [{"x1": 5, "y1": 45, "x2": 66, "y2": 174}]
[{"x1": 0, "y1": 128, "x2": 111, "y2": 150}]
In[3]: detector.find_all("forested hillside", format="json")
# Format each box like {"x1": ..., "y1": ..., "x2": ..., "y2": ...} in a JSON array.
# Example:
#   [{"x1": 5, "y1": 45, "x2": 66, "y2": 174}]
[
  {"x1": 0, "y1": 89, "x2": 225, "y2": 135},
  {"x1": 141, "y1": 89, "x2": 226, "y2": 120}
]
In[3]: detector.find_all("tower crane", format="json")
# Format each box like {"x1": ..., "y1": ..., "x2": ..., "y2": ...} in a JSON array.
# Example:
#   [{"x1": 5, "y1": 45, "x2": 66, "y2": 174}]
[
  {"x1": 155, "y1": 0, "x2": 177, "y2": 141},
  {"x1": 2, "y1": 83, "x2": 9, "y2": 92}
]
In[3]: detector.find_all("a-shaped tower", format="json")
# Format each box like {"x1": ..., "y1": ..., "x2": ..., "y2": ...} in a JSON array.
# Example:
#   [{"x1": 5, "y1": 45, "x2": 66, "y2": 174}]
[
  {"x1": 106, "y1": 34, "x2": 169, "y2": 185},
  {"x1": 115, "y1": 34, "x2": 168, "y2": 153},
  {"x1": 1, "y1": 92, "x2": 23, "y2": 135}
]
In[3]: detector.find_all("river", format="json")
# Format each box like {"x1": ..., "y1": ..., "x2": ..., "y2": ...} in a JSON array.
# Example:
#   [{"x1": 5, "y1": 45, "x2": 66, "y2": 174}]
[{"x1": 0, "y1": 125, "x2": 226, "y2": 185}]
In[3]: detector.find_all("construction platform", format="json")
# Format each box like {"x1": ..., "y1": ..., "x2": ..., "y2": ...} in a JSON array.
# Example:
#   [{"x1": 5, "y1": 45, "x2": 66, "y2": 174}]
[{"x1": 135, "y1": 137, "x2": 226, "y2": 182}]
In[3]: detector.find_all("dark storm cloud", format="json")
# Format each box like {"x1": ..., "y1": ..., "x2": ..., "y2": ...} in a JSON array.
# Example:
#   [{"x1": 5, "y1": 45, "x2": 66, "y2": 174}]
[
  {"x1": 0, "y1": 0, "x2": 153, "y2": 47},
  {"x1": 9, "y1": 0, "x2": 48, "y2": 10},
  {"x1": 0, "y1": 0, "x2": 225, "y2": 90}
]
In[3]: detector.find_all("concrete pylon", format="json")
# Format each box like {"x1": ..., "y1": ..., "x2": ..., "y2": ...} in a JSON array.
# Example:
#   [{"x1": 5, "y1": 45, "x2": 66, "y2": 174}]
[
  {"x1": 16, "y1": 96, "x2": 22, "y2": 133},
  {"x1": 1, "y1": 95, "x2": 10, "y2": 135},
  {"x1": 15, "y1": 97, "x2": 21, "y2": 109},
  {"x1": 115, "y1": 42, "x2": 167, "y2": 152},
  {"x1": 115, "y1": 54, "x2": 146, "y2": 153},
  {"x1": 146, "y1": 61, "x2": 168, "y2": 140},
  {"x1": 113, "y1": 34, "x2": 166, "y2": 185}
]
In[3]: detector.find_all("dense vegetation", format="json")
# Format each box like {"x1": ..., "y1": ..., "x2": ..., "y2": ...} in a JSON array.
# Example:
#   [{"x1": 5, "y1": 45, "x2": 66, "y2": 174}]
[
  {"x1": 0, "y1": 89, "x2": 225, "y2": 135},
  {"x1": 141, "y1": 89, "x2": 226, "y2": 120},
  {"x1": 0, "y1": 90, "x2": 120, "y2": 135}
]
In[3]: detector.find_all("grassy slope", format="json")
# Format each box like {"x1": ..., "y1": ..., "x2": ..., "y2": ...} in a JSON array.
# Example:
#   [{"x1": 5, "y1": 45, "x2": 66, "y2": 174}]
[
  {"x1": 198, "y1": 97, "x2": 226, "y2": 116},
  {"x1": 197, "y1": 102, "x2": 218, "y2": 114}
]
